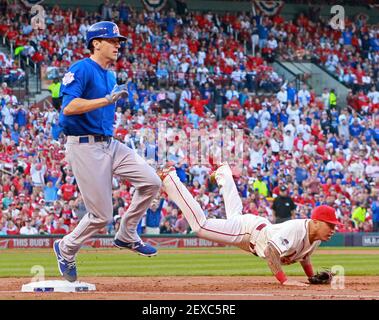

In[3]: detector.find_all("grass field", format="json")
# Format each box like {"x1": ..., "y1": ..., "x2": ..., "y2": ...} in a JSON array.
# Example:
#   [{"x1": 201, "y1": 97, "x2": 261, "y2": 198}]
[{"x1": 0, "y1": 247, "x2": 378, "y2": 278}]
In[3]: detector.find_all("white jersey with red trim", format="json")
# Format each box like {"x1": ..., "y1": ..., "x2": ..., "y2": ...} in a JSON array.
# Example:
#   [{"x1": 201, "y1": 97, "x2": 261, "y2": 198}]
[
  {"x1": 253, "y1": 219, "x2": 321, "y2": 264},
  {"x1": 161, "y1": 164, "x2": 321, "y2": 266}
]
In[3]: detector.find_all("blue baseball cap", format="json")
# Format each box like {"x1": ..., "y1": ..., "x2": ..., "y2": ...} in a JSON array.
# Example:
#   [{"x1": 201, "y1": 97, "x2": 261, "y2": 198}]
[{"x1": 86, "y1": 21, "x2": 127, "y2": 48}]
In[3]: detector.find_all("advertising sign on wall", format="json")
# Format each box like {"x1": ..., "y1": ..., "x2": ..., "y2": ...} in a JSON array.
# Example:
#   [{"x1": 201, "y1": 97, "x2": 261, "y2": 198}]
[{"x1": 0, "y1": 236, "x2": 226, "y2": 249}]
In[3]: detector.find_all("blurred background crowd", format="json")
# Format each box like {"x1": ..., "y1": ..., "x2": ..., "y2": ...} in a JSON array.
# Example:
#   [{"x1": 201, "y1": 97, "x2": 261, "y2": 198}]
[{"x1": 0, "y1": 0, "x2": 378, "y2": 237}]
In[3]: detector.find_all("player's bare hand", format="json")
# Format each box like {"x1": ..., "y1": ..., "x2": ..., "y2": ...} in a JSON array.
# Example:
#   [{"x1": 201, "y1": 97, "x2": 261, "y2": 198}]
[{"x1": 282, "y1": 280, "x2": 310, "y2": 287}]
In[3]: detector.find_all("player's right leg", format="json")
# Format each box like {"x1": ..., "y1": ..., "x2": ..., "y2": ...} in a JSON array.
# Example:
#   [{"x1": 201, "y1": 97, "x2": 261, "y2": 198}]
[
  {"x1": 161, "y1": 167, "x2": 250, "y2": 247},
  {"x1": 112, "y1": 140, "x2": 161, "y2": 256},
  {"x1": 160, "y1": 167, "x2": 207, "y2": 232},
  {"x1": 212, "y1": 162, "x2": 243, "y2": 219}
]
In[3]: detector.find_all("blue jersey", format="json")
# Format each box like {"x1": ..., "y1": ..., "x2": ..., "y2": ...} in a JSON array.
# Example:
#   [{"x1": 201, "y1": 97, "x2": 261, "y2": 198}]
[
  {"x1": 342, "y1": 30, "x2": 352, "y2": 45},
  {"x1": 349, "y1": 123, "x2": 363, "y2": 137},
  {"x1": 145, "y1": 199, "x2": 164, "y2": 228},
  {"x1": 372, "y1": 201, "x2": 379, "y2": 222},
  {"x1": 59, "y1": 58, "x2": 116, "y2": 136},
  {"x1": 258, "y1": 24, "x2": 268, "y2": 39},
  {"x1": 374, "y1": 127, "x2": 379, "y2": 143},
  {"x1": 369, "y1": 37, "x2": 379, "y2": 51},
  {"x1": 287, "y1": 87, "x2": 297, "y2": 104},
  {"x1": 15, "y1": 109, "x2": 27, "y2": 127}
]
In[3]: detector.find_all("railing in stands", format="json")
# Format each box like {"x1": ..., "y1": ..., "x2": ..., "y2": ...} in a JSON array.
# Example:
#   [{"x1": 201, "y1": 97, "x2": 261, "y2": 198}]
[
  {"x1": 273, "y1": 59, "x2": 302, "y2": 91},
  {"x1": 49, "y1": 65, "x2": 282, "y2": 93},
  {"x1": 1, "y1": 35, "x2": 42, "y2": 100},
  {"x1": 311, "y1": 59, "x2": 366, "y2": 119}
]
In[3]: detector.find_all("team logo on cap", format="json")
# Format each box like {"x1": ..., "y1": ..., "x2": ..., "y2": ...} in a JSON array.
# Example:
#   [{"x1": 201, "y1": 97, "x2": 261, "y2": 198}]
[{"x1": 113, "y1": 25, "x2": 119, "y2": 34}]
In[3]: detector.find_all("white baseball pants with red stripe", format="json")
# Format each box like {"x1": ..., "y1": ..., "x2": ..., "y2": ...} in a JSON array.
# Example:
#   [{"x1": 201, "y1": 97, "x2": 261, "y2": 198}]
[{"x1": 163, "y1": 164, "x2": 267, "y2": 251}]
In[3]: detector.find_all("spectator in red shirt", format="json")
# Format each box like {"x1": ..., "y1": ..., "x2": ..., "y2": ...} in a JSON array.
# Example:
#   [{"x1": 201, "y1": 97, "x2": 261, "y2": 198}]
[
  {"x1": 225, "y1": 110, "x2": 235, "y2": 122},
  {"x1": 243, "y1": 95, "x2": 255, "y2": 111},
  {"x1": 244, "y1": 202, "x2": 259, "y2": 215},
  {"x1": 61, "y1": 203, "x2": 73, "y2": 226},
  {"x1": 226, "y1": 95, "x2": 241, "y2": 113},
  {"x1": 58, "y1": 176, "x2": 77, "y2": 201},
  {"x1": 185, "y1": 95, "x2": 210, "y2": 117},
  {"x1": 51, "y1": 218, "x2": 68, "y2": 235},
  {"x1": 5, "y1": 220, "x2": 19, "y2": 235},
  {"x1": 4, "y1": 25, "x2": 17, "y2": 40}
]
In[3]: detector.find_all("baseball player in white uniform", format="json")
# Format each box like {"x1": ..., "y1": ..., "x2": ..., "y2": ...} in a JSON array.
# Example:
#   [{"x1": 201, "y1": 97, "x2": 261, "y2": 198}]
[{"x1": 159, "y1": 163, "x2": 341, "y2": 287}]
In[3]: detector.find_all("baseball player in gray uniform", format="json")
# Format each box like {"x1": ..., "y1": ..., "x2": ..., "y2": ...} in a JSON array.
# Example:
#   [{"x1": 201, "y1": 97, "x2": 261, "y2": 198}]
[
  {"x1": 159, "y1": 163, "x2": 341, "y2": 287},
  {"x1": 53, "y1": 21, "x2": 161, "y2": 282}
]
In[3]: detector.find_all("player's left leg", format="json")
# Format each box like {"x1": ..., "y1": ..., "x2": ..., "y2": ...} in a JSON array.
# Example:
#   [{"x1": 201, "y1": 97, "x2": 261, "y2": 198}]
[
  {"x1": 55, "y1": 137, "x2": 115, "y2": 281},
  {"x1": 213, "y1": 163, "x2": 243, "y2": 219},
  {"x1": 112, "y1": 140, "x2": 161, "y2": 252}
]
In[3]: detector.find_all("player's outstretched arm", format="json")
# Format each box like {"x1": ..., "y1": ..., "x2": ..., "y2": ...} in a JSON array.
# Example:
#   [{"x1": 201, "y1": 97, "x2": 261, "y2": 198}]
[
  {"x1": 63, "y1": 97, "x2": 111, "y2": 115},
  {"x1": 264, "y1": 243, "x2": 309, "y2": 287},
  {"x1": 300, "y1": 255, "x2": 314, "y2": 278}
]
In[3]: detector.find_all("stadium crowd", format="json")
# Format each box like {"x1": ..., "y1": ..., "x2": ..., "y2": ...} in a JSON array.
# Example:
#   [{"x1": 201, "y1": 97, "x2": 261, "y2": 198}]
[{"x1": 0, "y1": 1, "x2": 379, "y2": 237}]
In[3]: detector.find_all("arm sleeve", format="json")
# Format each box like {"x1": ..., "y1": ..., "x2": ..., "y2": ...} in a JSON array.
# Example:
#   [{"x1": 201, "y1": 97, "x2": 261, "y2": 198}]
[{"x1": 60, "y1": 63, "x2": 87, "y2": 108}]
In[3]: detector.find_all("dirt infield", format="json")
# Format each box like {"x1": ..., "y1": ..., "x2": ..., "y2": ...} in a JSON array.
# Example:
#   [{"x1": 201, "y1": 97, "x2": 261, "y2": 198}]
[
  {"x1": 1, "y1": 248, "x2": 378, "y2": 300},
  {"x1": 0, "y1": 275, "x2": 378, "y2": 300}
]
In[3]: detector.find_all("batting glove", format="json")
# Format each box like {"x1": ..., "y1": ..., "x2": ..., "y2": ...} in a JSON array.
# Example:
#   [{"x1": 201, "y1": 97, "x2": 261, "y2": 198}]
[{"x1": 105, "y1": 84, "x2": 128, "y2": 104}]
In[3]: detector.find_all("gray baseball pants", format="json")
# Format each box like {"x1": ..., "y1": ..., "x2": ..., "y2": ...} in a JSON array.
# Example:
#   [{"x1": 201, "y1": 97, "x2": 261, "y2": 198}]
[{"x1": 59, "y1": 136, "x2": 161, "y2": 261}]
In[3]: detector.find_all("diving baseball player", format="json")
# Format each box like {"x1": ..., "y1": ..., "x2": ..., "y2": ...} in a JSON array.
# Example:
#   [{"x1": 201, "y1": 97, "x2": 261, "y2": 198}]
[
  {"x1": 159, "y1": 163, "x2": 341, "y2": 287},
  {"x1": 53, "y1": 21, "x2": 161, "y2": 282}
]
